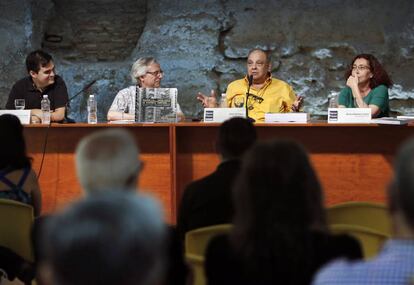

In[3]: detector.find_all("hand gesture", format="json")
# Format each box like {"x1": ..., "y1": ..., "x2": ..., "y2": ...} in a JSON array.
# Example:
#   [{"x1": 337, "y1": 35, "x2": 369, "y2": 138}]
[
  {"x1": 346, "y1": 75, "x2": 359, "y2": 90},
  {"x1": 291, "y1": 96, "x2": 304, "y2": 112},
  {"x1": 196, "y1": 90, "x2": 218, "y2": 108}
]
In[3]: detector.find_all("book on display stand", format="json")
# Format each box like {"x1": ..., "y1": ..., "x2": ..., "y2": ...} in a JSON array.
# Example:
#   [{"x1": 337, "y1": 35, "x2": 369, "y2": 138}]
[{"x1": 135, "y1": 88, "x2": 178, "y2": 123}]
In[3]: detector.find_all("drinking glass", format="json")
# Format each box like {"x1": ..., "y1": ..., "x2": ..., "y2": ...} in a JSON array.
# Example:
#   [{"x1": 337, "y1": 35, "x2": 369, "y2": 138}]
[
  {"x1": 14, "y1": 99, "x2": 25, "y2": 110},
  {"x1": 328, "y1": 95, "x2": 338, "y2": 108}
]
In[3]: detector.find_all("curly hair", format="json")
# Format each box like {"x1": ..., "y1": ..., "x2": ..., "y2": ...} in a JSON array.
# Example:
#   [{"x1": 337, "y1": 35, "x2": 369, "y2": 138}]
[{"x1": 345, "y1": 54, "x2": 393, "y2": 89}]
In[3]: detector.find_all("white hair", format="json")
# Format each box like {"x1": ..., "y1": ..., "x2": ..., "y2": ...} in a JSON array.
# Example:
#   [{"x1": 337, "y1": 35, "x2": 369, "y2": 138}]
[
  {"x1": 130, "y1": 57, "x2": 158, "y2": 84},
  {"x1": 75, "y1": 128, "x2": 141, "y2": 195}
]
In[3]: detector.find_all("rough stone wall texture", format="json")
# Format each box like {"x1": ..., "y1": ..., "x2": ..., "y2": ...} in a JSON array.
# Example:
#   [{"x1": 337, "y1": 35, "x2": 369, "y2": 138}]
[
  {"x1": 42, "y1": 0, "x2": 147, "y2": 61},
  {"x1": 1, "y1": 0, "x2": 414, "y2": 122},
  {"x1": 0, "y1": 0, "x2": 33, "y2": 100}
]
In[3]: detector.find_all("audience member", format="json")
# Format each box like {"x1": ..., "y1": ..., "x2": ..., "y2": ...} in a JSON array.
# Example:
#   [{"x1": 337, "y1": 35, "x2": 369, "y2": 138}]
[
  {"x1": 338, "y1": 53, "x2": 392, "y2": 118},
  {"x1": 0, "y1": 114, "x2": 41, "y2": 216},
  {"x1": 177, "y1": 117, "x2": 257, "y2": 241},
  {"x1": 313, "y1": 137, "x2": 414, "y2": 284},
  {"x1": 197, "y1": 48, "x2": 303, "y2": 122},
  {"x1": 205, "y1": 140, "x2": 362, "y2": 285},
  {"x1": 74, "y1": 128, "x2": 188, "y2": 285},
  {"x1": 38, "y1": 191, "x2": 166, "y2": 285},
  {"x1": 75, "y1": 128, "x2": 141, "y2": 194},
  {"x1": 0, "y1": 114, "x2": 40, "y2": 284},
  {"x1": 107, "y1": 57, "x2": 185, "y2": 122},
  {"x1": 5, "y1": 50, "x2": 68, "y2": 123}
]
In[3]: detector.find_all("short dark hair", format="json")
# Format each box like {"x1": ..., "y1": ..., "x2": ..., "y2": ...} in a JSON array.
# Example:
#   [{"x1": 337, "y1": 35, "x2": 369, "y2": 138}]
[
  {"x1": 392, "y1": 137, "x2": 414, "y2": 229},
  {"x1": 216, "y1": 117, "x2": 257, "y2": 159},
  {"x1": 25, "y1": 50, "x2": 53, "y2": 73},
  {"x1": 41, "y1": 192, "x2": 166, "y2": 285},
  {"x1": 0, "y1": 114, "x2": 31, "y2": 170}
]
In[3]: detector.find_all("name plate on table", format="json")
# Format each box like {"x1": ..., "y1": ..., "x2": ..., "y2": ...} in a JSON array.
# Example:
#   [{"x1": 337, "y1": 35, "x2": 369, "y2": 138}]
[
  {"x1": 203, "y1": 108, "x2": 246, "y2": 123},
  {"x1": 265, "y1": 112, "x2": 309, "y2": 123},
  {"x1": 0, "y1": 110, "x2": 31, "y2": 124},
  {"x1": 328, "y1": 108, "x2": 371, "y2": 124}
]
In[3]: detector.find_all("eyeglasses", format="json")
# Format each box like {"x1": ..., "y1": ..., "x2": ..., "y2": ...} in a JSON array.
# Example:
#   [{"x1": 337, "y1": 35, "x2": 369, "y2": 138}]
[
  {"x1": 146, "y1": 70, "x2": 164, "y2": 77},
  {"x1": 352, "y1": 65, "x2": 370, "y2": 71}
]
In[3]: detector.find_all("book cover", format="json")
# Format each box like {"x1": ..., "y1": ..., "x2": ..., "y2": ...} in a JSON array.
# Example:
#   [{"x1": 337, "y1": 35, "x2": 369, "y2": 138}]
[{"x1": 135, "y1": 88, "x2": 178, "y2": 123}]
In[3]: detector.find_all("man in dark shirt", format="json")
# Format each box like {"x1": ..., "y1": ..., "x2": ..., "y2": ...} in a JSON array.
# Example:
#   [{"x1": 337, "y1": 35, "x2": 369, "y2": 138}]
[
  {"x1": 177, "y1": 117, "x2": 257, "y2": 242},
  {"x1": 5, "y1": 50, "x2": 68, "y2": 123}
]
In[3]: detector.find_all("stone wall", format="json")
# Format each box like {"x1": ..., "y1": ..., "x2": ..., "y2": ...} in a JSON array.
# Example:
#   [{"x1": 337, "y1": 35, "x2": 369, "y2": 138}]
[
  {"x1": 0, "y1": 0, "x2": 32, "y2": 101},
  {"x1": 42, "y1": 0, "x2": 147, "y2": 61},
  {"x1": 1, "y1": 0, "x2": 414, "y2": 121}
]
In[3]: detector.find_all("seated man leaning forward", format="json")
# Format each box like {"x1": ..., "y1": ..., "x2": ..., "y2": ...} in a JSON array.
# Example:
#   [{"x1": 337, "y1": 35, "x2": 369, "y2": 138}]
[
  {"x1": 107, "y1": 57, "x2": 185, "y2": 122},
  {"x1": 197, "y1": 48, "x2": 302, "y2": 122},
  {"x1": 6, "y1": 50, "x2": 69, "y2": 123}
]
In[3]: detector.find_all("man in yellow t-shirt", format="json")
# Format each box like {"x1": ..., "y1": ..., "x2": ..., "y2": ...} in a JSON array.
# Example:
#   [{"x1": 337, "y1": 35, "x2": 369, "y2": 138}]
[{"x1": 197, "y1": 48, "x2": 302, "y2": 122}]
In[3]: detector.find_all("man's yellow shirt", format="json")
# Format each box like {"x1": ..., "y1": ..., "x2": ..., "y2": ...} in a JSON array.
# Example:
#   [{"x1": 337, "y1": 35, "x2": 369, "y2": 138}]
[{"x1": 226, "y1": 76, "x2": 296, "y2": 122}]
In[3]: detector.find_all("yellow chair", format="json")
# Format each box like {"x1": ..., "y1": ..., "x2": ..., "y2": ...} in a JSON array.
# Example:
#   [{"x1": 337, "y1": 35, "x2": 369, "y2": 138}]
[
  {"x1": 327, "y1": 201, "x2": 391, "y2": 237},
  {"x1": 0, "y1": 199, "x2": 34, "y2": 262},
  {"x1": 330, "y1": 223, "x2": 388, "y2": 259},
  {"x1": 185, "y1": 224, "x2": 233, "y2": 285}
]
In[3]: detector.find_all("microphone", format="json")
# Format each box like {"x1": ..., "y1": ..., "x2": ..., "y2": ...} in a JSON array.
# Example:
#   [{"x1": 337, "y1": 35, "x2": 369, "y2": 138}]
[
  {"x1": 62, "y1": 79, "x2": 97, "y2": 123},
  {"x1": 245, "y1": 75, "x2": 255, "y2": 122}
]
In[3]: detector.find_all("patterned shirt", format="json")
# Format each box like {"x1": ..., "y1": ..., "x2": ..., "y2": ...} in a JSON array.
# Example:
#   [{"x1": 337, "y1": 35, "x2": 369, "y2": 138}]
[{"x1": 312, "y1": 239, "x2": 414, "y2": 285}]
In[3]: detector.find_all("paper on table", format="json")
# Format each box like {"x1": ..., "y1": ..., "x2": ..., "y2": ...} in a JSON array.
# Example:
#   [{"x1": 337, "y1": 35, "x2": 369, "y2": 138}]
[{"x1": 107, "y1": 120, "x2": 135, "y2": 124}]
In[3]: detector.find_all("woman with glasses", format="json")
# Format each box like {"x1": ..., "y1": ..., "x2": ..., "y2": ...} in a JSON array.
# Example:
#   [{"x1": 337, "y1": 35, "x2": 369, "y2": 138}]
[
  {"x1": 338, "y1": 54, "x2": 392, "y2": 118},
  {"x1": 107, "y1": 57, "x2": 185, "y2": 122}
]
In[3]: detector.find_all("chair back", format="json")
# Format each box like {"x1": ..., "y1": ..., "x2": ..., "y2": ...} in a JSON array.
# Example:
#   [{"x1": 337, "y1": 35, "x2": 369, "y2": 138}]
[
  {"x1": 330, "y1": 223, "x2": 388, "y2": 259},
  {"x1": 0, "y1": 199, "x2": 34, "y2": 262},
  {"x1": 185, "y1": 224, "x2": 232, "y2": 285},
  {"x1": 327, "y1": 201, "x2": 391, "y2": 236}
]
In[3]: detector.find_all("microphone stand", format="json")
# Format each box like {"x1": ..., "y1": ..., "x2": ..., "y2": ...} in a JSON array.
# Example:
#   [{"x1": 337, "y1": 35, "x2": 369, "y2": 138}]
[
  {"x1": 63, "y1": 79, "x2": 97, "y2": 123},
  {"x1": 245, "y1": 75, "x2": 255, "y2": 122}
]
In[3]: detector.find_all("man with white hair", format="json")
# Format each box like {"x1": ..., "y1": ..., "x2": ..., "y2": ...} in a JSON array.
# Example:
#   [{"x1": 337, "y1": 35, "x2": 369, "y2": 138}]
[
  {"x1": 74, "y1": 128, "x2": 188, "y2": 285},
  {"x1": 107, "y1": 57, "x2": 185, "y2": 121},
  {"x1": 75, "y1": 128, "x2": 141, "y2": 194}
]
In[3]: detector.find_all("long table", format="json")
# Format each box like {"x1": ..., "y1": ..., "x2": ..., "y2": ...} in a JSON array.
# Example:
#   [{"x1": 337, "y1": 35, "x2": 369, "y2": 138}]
[{"x1": 24, "y1": 122, "x2": 413, "y2": 223}]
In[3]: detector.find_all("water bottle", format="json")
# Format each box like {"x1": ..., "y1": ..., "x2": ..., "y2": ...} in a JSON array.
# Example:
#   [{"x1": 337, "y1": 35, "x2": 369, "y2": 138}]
[
  {"x1": 41, "y1": 94, "x2": 51, "y2": 124},
  {"x1": 328, "y1": 94, "x2": 338, "y2": 108},
  {"x1": 87, "y1": 94, "x2": 97, "y2": 124},
  {"x1": 220, "y1": 93, "x2": 227, "y2": 108}
]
